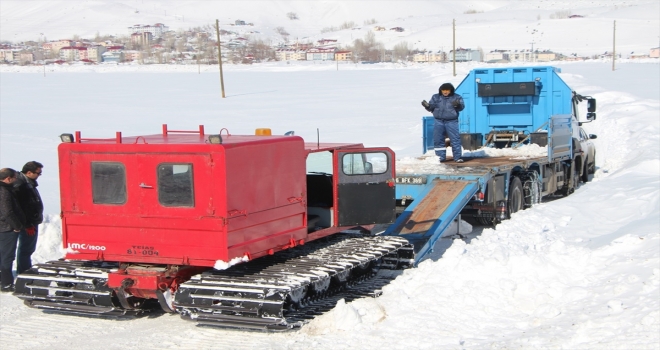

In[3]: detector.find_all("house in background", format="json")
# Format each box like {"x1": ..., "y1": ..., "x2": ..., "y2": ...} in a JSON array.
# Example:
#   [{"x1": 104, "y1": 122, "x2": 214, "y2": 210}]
[
  {"x1": 275, "y1": 48, "x2": 306, "y2": 61},
  {"x1": 334, "y1": 50, "x2": 352, "y2": 61},
  {"x1": 42, "y1": 39, "x2": 73, "y2": 57},
  {"x1": 87, "y1": 46, "x2": 107, "y2": 62},
  {"x1": 306, "y1": 47, "x2": 335, "y2": 61},
  {"x1": 123, "y1": 50, "x2": 142, "y2": 62},
  {"x1": 105, "y1": 45, "x2": 124, "y2": 53},
  {"x1": 101, "y1": 51, "x2": 123, "y2": 63},
  {"x1": 59, "y1": 46, "x2": 88, "y2": 61},
  {"x1": 448, "y1": 48, "x2": 481, "y2": 62},
  {"x1": 485, "y1": 50, "x2": 510, "y2": 62},
  {"x1": 0, "y1": 49, "x2": 18, "y2": 62},
  {"x1": 131, "y1": 32, "x2": 153, "y2": 47},
  {"x1": 413, "y1": 51, "x2": 445, "y2": 63},
  {"x1": 535, "y1": 50, "x2": 557, "y2": 62},
  {"x1": 127, "y1": 23, "x2": 169, "y2": 38},
  {"x1": 650, "y1": 47, "x2": 659, "y2": 58}
]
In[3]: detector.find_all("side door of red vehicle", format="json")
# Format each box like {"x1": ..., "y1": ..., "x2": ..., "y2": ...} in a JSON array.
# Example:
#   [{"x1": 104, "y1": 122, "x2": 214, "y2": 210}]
[{"x1": 333, "y1": 148, "x2": 396, "y2": 226}]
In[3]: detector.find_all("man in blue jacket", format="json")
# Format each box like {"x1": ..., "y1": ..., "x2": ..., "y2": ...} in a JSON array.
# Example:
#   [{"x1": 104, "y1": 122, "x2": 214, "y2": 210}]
[{"x1": 423, "y1": 83, "x2": 465, "y2": 163}]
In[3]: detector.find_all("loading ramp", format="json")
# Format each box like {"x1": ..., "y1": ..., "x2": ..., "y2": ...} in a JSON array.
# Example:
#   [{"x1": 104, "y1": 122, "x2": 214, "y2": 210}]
[{"x1": 383, "y1": 178, "x2": 480, "y2": 265}]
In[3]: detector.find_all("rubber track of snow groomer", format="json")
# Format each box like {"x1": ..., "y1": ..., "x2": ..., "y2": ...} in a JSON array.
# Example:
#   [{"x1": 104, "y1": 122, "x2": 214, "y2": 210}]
[
  {"x1": 13, "y1": 260, "x2": 144, "y2": 317},
  {"x1": 174, "y1": 234, "x2": 413, "y2": 331}
]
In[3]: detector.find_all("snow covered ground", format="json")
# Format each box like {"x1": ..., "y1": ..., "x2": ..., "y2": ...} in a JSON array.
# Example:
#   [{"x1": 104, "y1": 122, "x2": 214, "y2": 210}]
[
  {"x1": 1, "y1": 58, "x2": 658, "y2": 350},
  {"x1": 1, "y1": 1, "x2": 659, "y2": 349}
]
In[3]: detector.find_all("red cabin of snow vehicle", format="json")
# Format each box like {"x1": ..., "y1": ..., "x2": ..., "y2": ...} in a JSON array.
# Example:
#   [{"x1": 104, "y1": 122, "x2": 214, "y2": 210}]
[{"x1": 54, "y1": 125, "x2": 396, "y2": 299}]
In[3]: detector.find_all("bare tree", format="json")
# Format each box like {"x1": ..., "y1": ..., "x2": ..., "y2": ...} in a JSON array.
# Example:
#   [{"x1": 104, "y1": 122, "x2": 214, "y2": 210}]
[
  {"x1": 154, "y1": 51, "x2": 163, "y2": 64},
  {"x1": 321, "y1": 21, "x2": 357, "y2": 33},
  {"x1": 246, "y1": 38, "x2": 275, "y2": 61},
  {"x1": 349, "y1": 31, "x2": 384, "y2": 62},
  {"x1": 340, "y1": 21, "x2": 356, "y2": 30},
  {"x1": 550, "y1": 10, "x2": 572, "y2": 19},
  {"x1": 175, "y1": 38, "x2": 186, "y2": 53},
  {"x1": 287, "y1": 12, "x2": 298, "y2": 20},
  {"x1": 164, "y1": 34, "x2": 176, "y2": 51},
  {"x1": 392, "y1": 41, "x2": 410, "y2": 61}
]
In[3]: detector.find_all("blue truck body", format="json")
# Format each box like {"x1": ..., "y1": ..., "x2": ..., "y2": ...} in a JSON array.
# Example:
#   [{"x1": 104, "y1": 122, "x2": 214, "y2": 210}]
[
  {"x1": 423, "y1": 66, "x2": 581, "y2": 153},
  {"x1": 389, "y1": 66, "x2": 596, "y2": 265}
]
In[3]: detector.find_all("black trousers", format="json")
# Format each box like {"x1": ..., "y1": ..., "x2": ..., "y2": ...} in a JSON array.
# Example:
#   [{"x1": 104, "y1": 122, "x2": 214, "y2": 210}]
[
  {"x1": 0, "y1": 230, "x2": 19, "y2": 287},
  {"x1": 17, "y1": 227, "x2": 38, "y2": 274}
]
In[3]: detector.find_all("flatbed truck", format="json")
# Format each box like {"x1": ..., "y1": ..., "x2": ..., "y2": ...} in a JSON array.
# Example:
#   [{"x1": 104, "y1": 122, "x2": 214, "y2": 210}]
[{"x1": 385, "y1": 66, "x2": 597, "y2": 265}]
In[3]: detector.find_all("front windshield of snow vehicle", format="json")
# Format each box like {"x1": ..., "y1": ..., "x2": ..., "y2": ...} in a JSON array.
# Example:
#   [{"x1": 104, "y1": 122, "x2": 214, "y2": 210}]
[
  {"x1": 157, "y1": 163, "x2": 194, "y2": 207},
  {"x1": 91, "y1": 162, "x2": 127, "y2": 205},
  {"x1": 342, "y1": 152, "x2": 388, "y2": 175}
]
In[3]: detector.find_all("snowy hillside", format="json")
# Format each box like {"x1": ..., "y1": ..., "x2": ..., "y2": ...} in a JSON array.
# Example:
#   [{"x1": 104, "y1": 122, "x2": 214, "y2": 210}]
[{"x1": 1, "y1": 0, "x2": 658, "y2": 56}]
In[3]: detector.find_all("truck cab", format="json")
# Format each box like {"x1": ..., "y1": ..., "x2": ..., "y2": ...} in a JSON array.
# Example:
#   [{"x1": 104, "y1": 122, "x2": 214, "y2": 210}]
[{"x1": 571, "y1": 93, "x2": 598, "y2": 182}]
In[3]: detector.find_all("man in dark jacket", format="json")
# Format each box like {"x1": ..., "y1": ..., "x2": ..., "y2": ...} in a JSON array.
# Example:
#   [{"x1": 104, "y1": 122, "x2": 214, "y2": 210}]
[
  {"x1": 423, "y1": 83, "x2": 465, "y2": 162},
  {"x1": 14, "y1": 161, "x2": 44, "y2": 275},
  {"x1": 0, "y1": 168, "x2": 25, "y2": 292}
]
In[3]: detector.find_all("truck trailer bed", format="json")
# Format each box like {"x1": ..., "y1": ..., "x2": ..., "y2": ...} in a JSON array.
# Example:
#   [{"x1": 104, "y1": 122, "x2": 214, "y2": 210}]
[{"x1": 388, "y1": 154, "x2": 553, "y2": 265}]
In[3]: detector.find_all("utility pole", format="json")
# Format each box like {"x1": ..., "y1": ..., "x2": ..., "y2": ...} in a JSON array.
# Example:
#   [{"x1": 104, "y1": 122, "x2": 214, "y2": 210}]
[
  {"x1": 452, "y1": 18, "x2": 456, "y2": 76},
  {"x1": 612, "y1": 20, "x2": 616, "y2": 71},
  {"x1": 215, "y1": 19, "x2": 226, "y2": 98}
]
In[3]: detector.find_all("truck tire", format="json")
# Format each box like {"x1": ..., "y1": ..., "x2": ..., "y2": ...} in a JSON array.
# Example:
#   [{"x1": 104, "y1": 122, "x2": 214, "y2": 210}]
[
  {"x1": 508, "y1": 177, "x2": 523, "y2": 218},
  {"x1": 476, "y1": 216, "x2": 495, "y2": 226},
  {"x1": 522, "y1": 171, "x2": 541, "y2": 208},
  {"x1": 582, "y1": 156, "x2": 595, "y2": 183},
  {"x1": 581, "y1": 157, "x2": 590, "y2": 183},
  {"x1": 560, "y1": 162, "x2": 578, "y2": 196}
]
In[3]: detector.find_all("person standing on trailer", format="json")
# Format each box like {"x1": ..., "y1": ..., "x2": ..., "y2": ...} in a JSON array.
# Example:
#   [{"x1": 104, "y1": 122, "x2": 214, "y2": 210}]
[
  {"x1": 0, "y1": 168, "x2": 25, "y2": 292},
  {"x1": 422, "y1": 83, "x2": 465, "y2": 163},
  {"x1": 13, "y1": 161, "x2": 44, "y2": 275}
]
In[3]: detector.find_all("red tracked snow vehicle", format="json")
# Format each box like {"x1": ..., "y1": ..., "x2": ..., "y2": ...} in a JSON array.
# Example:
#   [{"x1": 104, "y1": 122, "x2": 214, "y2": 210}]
[{"x1": 14, "y1": 125, "x2": 412, "y2": 330}]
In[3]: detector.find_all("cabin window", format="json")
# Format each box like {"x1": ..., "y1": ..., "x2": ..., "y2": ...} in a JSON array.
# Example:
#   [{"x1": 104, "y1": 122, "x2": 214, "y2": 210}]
[
  {"x1": 342, "y1": 152, "x2": 388, "y2": 175},
  {"x1": 157, "y1": 163, "x2": 194, "y2": 207},
  {"x1": 91, "y1": 162, "x2": 127, "y2": 204},
  {"x1": 306, "y1": 151, "x2": 333, "y2": 174}
]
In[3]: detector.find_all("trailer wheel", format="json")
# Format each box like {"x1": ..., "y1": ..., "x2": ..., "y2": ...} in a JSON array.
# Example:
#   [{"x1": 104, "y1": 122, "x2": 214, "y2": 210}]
[{"x1": 508, "y1": 177, "x2": 524, "y2": 218}]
